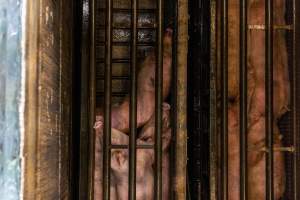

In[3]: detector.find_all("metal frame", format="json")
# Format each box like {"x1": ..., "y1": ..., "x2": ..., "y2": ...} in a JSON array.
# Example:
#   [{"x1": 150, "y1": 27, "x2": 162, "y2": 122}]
[{"x1": 88, "y1": 0, "x2": 188, "y2": 199}]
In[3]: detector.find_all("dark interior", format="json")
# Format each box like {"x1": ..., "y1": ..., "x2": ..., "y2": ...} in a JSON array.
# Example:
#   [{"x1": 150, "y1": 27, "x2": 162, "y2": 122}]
[{"x1": 187, "y1": 0, "x2": 211, "y2": 199}]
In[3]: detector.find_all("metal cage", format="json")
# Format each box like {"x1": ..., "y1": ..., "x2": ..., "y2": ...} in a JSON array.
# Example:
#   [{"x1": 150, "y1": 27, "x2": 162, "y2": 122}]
[
  {"x1": 87, "y1": 0, "x2": 188, "y2": 199},
  {"x1": 213, "y1": 0, "x2": 300, "y2": 199}
]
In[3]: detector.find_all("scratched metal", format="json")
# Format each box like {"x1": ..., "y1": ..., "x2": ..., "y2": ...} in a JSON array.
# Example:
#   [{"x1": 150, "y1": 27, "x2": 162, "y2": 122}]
[{"x1": 22, "y1": 0, "x2": 73, "y2": 199}]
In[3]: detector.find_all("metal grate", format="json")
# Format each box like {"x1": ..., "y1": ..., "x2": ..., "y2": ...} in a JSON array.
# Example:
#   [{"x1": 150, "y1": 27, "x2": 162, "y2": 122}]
[{"x1": 90, "y1": 0, "x2": 181, "y2": 199}]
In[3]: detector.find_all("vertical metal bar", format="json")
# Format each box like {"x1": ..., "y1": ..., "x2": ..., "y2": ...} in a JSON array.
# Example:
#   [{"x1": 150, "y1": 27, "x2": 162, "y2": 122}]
[
  {"x1": 220, "y1": 0, "x2": 228, "y2": 199},
  {"x1": 174, "y1": 0, "x2": 188, "y2": 198},
  {"x1": 240, "y1": 0, "x2": 248, "y2": 199},
  {"x1": 209, "y1": 1, "x2": 218, "y2": 200},
  {"x1": 170, "y1": 0, "x2": 178, "y2": 199},
  {"x1": 89, "y1": 0, "x2": 96, "y2": 199},
  {"x1": 293, "y1": 1, "x2": 299, "y2": 199},
  {"x1": 103, "y1": 0, "x2": 112, "y2": 198},
  {"x1": 265, "y1": 0, "x2": 274, "y2": 199},
  {"x1": 128, "y1": 0, "x2": 137, "y2": 198},
  {"x1": 154, "y1": 0, "x2": 163, "y2": 198}
]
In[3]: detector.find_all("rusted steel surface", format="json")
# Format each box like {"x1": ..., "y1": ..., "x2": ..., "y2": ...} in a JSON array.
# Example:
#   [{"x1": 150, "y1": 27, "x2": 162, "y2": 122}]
[{"x1": 23, "y1": 0, "x2": 73, "y2": 199}]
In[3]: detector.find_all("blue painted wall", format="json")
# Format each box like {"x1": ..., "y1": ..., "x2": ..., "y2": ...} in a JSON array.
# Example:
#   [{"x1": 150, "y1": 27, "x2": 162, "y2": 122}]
[{"x1": 0, "y1": 0, "x2": 23, "y2": 199}]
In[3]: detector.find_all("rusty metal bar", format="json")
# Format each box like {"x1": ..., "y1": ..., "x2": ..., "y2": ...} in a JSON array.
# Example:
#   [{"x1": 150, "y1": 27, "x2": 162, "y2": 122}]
[
  {"x1": 154, "y1": 0, "x2": 164, "y2": 198},
  {"x1": 293, "y1": 1, "x2": 299, "y2": 199},
  {"x1": 220, "y1": 0, "x2": 228, "y2": 199},
  {"x1": 98, "y1": 8, "x2": 156, "y2": 13},
  {"x1": 103, "y1": 0, "x2": 113, "y2": 198},
  {"x1": 265, "y1": 0, "x2": 274, "y2": 199},
  {"x1": 89, "y1": 0, "x2": 96, "y2": 199},
  {"x1": 169, "y1": 0, "x2": 178, "y2": 199},
  {"x1": 240, "y1": 0, "x2": 248, "y2": 199},
  {"x1": 128, "y1": 0, "x2": 138, "y2": 197},
  {"x1": 110, "y1": 144, "x2": 154, "y2": 149}
]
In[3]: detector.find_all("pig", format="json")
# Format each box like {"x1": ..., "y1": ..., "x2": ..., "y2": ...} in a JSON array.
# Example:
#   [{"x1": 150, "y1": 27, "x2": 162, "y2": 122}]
[
  {"x1": 94, "y1": 103, "x2": 172, "y2": 200},
  {"x1": 227, "y1": 0, "x2": 289, "y2": 199},
  {"x1": 228, "y1": 104, "x2": 285, "y2": 200},
  {"x1": 95, "y1": 28, "x2": 173, "y2": 134},
  {"x1": 93, "y1": 117, "x2": 118, "y2": 200}
]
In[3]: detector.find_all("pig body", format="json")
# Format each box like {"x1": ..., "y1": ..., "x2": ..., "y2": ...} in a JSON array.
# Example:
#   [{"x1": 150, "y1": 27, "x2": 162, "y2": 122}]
[
  {"x1": 94, "y1": 103, "x2": 172, "y2": 200},
  {"x1": 96, "y1": 29, "x2": 173, "y2": 134},
  {"x1": 228, "y1": 0, "x2": 288, "y2": 199},
  {"x1": 228, "y1": 105, "x2": 285, "y2": 200}
]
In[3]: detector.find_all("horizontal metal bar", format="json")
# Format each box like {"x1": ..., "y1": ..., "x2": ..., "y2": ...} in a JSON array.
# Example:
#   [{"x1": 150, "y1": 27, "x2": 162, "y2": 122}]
[
  {"x1": 98, "y1": 26, "x2": 157, "y2": 30},
  {"x1": 110, "y1": 144, "x2": 155, "y2": 149},
  {"x1": 248, "y1": 24, "x2": 293, "y2": 30},
  {"x1": 98, "y1": 8, "x2": 156, "y2": 13},
  {"x1": 97, "y1": 42, "x2": 156, "y2": 47},
  {"x1": 96, "y1": 76, "x2": 131, "y2": 80},
  {"x1": 96, "y1": 92, "x2": 127, "y2": 97},
  {"x1": 98, "y1": 58, "x2": 131, "y2": 63},
  {"x1": 249, "y1": 146, "x2": 295, "y2": 153}
]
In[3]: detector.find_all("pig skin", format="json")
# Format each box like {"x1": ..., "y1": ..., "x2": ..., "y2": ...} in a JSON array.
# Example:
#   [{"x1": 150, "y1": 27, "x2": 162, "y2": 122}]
[
  {"x1": 228, "y1": 0, "x2": 290, "y2": 119},
  {"x1": 228, "y1": 0, "x2": 289, "y2": 199},
  {"x1": 94, "y1": 103, "x2": 172, "y2": 200},
  {"x1": 95, "y1": 28, "x2": 173, "y2": 134},
  {"x1": 228, "y1": 105, "x2": 285, "y2": 200}
]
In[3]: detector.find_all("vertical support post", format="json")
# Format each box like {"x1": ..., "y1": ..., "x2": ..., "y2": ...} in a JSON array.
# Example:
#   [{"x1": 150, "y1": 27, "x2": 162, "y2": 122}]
[
  {"x1": 293, "y1": 1, "x2": 300, "y2": 199},
  {"x1": 265, "y1": 0, "x2": 274, "y2": 199},
  {"x1": 103, "y1": 0, "x2": 112, "y2": 198},
  {"x1": 175, "y1": 0, "x2": 188, "y2": 199},
  {"x1": 220, "y1": 0, "x2": 228, "y2": 199},
  {"x1": 128, "y1": 0, "x2": 138, "y2": 198},
  {"x1": 154, "y1": 0, "x2": 164, "y2": 198},
  {"x1": 239, "y1": 0, "x2": 248, "y2": 199}
]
